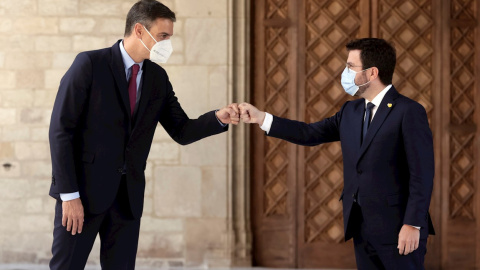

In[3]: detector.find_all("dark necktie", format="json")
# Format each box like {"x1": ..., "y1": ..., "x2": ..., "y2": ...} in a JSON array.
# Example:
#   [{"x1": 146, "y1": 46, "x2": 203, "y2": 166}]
[
  {"x1": 362, "y1": 102, "x2": 375, "y2": 141},
  {"x1": 128, "y1": 64, "x2": 140, "y2": 116}
]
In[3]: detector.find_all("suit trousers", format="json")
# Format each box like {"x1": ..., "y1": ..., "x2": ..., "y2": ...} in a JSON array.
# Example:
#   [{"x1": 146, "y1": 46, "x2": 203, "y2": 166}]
[
  {"x1": 49, "y1": 177, "x2": 141, "y2": 270},
  {"x1": 350, "y1": 202, "x2": 427, "y2": 270}
]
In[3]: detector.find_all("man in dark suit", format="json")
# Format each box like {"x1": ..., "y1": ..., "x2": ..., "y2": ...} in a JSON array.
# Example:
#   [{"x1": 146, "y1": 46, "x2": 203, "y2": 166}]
[
  {"x1": 48, "y1": 1, "x2": 239, "y2": 269},
  {"x1": 239, "y1": 38, "x2": 434, "y2": 269}
]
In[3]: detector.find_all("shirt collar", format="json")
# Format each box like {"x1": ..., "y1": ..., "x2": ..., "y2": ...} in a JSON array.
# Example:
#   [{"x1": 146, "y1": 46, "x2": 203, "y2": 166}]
[
  {"x1": 365, "y1": 84, "x2": 392, "y2": 107},
  {"x1": 119, "y1": 40, "x2": 144, "y2": 71}
]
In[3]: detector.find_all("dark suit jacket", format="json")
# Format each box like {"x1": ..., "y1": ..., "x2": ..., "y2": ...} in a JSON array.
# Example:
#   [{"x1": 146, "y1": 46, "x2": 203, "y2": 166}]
[
  {"x1": 49, "y1": 40, "x2": 227, "y2": 219},
  {"x1": 268, "y1": 87, "x2": 434, "y2": 243}
]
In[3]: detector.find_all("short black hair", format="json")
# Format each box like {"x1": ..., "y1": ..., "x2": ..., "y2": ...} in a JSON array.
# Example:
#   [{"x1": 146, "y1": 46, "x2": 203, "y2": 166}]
[
  {"x1": 346, "y1": 38, "x2": 396, "y2": 85},
  {"x1": 124, "y1": 0, "x2": 176, "y2": 37}
]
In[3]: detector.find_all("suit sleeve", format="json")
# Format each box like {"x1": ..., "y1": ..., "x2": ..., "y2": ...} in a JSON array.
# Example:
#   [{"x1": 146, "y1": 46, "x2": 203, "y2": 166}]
[
  {"x1": 49, "y1": 53, "x2": 92, "y2": 195},
  {"x1": 267, "y1": 103, "x2": 346, "y2": 146},
  {"x1": 401, "y1": 102, "x2": 434, "y2": 228},
  {"x1": 158, "y1": 75, "x2": 227, "y2": 145}
]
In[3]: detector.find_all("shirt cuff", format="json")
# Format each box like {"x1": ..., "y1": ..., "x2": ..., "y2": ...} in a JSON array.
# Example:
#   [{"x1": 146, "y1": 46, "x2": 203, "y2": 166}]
[
  {"x1": 260, "y1": 112, "x2": 273, "y2": 134},
  {"x1": 60, "y1": 192, "x2": 80, "y2": 201},
  {"x1": 214, "y1": 109, "x2": 227, "y2": 127},
  {"x1": 406, "y1": 224, "x2": 421, "y2": 230}
]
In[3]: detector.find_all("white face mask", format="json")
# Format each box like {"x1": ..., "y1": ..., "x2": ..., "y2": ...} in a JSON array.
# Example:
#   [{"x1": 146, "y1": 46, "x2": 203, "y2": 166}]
[
  {"x1": 340, "y1": 66, "x2": 372, "y2": 96},
  {"x1": 139, "y1": 25, "x2": 173, "y2": 64}
]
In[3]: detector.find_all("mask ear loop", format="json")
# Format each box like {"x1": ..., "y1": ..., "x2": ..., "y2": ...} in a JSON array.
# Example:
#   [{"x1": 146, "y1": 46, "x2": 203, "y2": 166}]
[{"x1": 138, "y1": 25, "x2": 158, "y2": 52}]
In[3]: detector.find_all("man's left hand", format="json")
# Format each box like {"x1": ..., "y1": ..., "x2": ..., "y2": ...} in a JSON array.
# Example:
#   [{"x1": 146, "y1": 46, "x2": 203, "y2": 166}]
[
  {"x1": 216, "y1": 103, "x2": 240, "y2": 125},
  {"x1": 397, "y1": 224, "x2": 420, "y2": 255}
]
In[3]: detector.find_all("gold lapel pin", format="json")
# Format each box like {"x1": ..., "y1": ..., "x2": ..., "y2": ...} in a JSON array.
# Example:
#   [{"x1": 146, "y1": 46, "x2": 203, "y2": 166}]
[{"x1": 387, "y1": 103, "x2": 392, "y2": 108}]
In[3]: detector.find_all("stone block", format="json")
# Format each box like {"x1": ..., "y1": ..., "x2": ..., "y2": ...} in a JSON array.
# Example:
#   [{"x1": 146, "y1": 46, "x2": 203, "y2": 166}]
[
  {"x1": 31, "y1": 127, "x2": 49, "y2": 141},
  {"x1": 26, "y1": 197, "x2": 44, "y2": 213},
  {"x1": 52, "y1": 52, "x2": 77, "y2": 68},
  {"x1": 165, "y1": 66, "x2": 209, "y2": 117},
  {"x1": 165, "y1": 53, "x2": 184, "y2": 65},
  {"x1": 30, "y1": 179, "x2": 51, "y2": 197},
  {"x1": 185, "y1": 218, "x2": 228, "y2": 266},
  {"x1": 79, "y1": 0, "x2": 126, "y2": 16},
  {"x1": 148, "y1": 142, "x2": 179, "y2": 164},
  {"x1": 145, "y1": 161, "x2": 153, "y2": 178},
  {"x1": 0, "y1": 143, "x2": 14, "y2": 159},
  {"x1": 180, "y1": 134, "x2": 227, "y2": 166},
  {"x1": 15, "y1": 142, "x2": 50, "y2": 160},
  {"x1": 0, "y1": 108, "x2": 16, "y2": 124},
  {"x1": 137, "y1": 233, "x2": 184, "y2": 258},
  {"x1": 5, "y1": 52, "x2": 53, "y2": 70},
  {"x1": 152, "y1": 126, "x2": 171, "y2": 141},
  {"x1": 39, "y1": 0, "x2": 78, "y2": 15},
  {"x1": 16, "y1": 17, "x2": 58, "y2": 34},
  {"x1": 60, "y1": 17, "x2": 96, "y2": 34},
  {"x1": 208, "y1": 65, "x2": 228, "y2": 109},
  {"x1": 176, "y1": 0, "x2": 227, "y2": 18},
  {"x1": 171, "y1": 36, "x2": 184, "y2": 52},
  {"x1": 0, "y1": 71, "x2": 16, "y2": 89},
  {"x1": 45, "y1": 69, "x2": 65, "y2": 89},
  {"x1": 0, "y1": 90, "x2": 34, "y2": 107},
  {"x1": 143, "y1": 196, "x2": 153, "y2": 215},
  {"x1": 19, "y1": 214, "x2": 51, "y2": 232},
  {"x1": 0, "y1": 199, "x2": 24, "y2": 214},
  {"x1": 0, "y1": 52, "x2": 4, "y2": 68},
  {"x1": 0, "y1": 0, "x2": 37, "y2": 16},
  {"x1": 202, "y1": 167, "x2": 227, "y2": 218},
  {"x1": 22, "y1": 161, "x2": 52, "y2": 178},
  {"x1": 153, "y1": 166, "x2": 201, "y2": 217},
  {"x1": 185, "y1": 19, "x2": 227, "y2": 65},
  {"x1": 16, "y1": 70, "x2": 45, "y2": 89},
  {"x1": 140, "y1": 217, "x2": 183, "y2": 233},
  {"x1": 0, "y1": 35, "x2": 34, "y2": 52},
  {"x1": 73, "y1": 35, "x2": 107, "y2": 51},
  {"x1": 20, "y1": 108, "x2": 51, "y2": 125},
  {"x1": 98, "y1": 18, "x2": 125, "y2": 35},
  {"x1": 0, "y1": 161, "x2": 21, "y2": 178},
  {"x1": 0, "y1": 179, "x2": 29, "y2": 199},
  {"x1": 35, "y1": 36, "x2": 72, "y2": 52},
  {"x1": 1, "y1": 126, "x2": 30, "y2": 141},
  {"x1": 33, "y1": 90, "x2": 57, "y2": 107},
  {"x1": 0, "y1": 18, "x2": 12, "y2": 32}
]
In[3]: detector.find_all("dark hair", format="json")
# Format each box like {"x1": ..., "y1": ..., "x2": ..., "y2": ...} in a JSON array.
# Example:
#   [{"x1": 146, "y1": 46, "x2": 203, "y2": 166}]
[
  {"x1": 124, "y1": 0, "x2": 176, "y2": 37},
  {"x1": 346, "y1": 38, "x2": 396, "y2": 85}
]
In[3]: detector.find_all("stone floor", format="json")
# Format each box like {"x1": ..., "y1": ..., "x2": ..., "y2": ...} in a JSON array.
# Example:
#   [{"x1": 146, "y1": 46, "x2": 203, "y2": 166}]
[{"x1": 0, "y1": 266, "x2": 353, "y2": 270}]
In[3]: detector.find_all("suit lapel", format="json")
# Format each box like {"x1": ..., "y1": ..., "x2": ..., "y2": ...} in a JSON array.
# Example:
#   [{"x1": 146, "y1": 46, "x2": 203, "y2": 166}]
[
  {"x1": 357, "y1": 87, "x2": 399, "y2": 162},
  {"x1": 352, "y1": 100, "x2": 365, "y2": 153},
  {"x1": 109, "y1": 40, "x2": 131, "y2": 118}
]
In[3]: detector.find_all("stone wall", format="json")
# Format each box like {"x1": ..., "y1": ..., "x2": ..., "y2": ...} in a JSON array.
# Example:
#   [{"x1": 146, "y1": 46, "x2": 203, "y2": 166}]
[{"x1": 0, "y1": 0, "x2": 250, "y2": 267}]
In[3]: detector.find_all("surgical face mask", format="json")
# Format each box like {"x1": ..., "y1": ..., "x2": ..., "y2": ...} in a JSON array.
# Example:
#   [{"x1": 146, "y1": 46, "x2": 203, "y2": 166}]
[
  {"x1": 341, "y1": 65, "x2": 372, "y2": 96},
  {"x1": 139, "y1": 25, "x2": 173, "y2": 64}
]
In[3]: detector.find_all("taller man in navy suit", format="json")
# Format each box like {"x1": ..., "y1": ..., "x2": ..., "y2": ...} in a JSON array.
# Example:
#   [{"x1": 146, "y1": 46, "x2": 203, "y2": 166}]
[
  {"x1": 239, "y1": 38, "x2": 434, "y2": 269},
  {"x1": 48, "y1": 1, "x2": 239, "y2": 269}
]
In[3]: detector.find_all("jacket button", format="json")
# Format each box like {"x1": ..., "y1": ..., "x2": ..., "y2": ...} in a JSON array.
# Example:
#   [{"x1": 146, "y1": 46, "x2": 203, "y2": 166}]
[
  {"x1": 352, "y1": 194, "x2": 355, "y2": 198},
  {"x1": 117, "y1": 168, "x2": 123, "y2": 173}
]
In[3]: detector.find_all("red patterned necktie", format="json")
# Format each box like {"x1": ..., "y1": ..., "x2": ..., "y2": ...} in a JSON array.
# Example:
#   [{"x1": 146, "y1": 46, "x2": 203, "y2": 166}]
[{"x1": 128, "y1": 64, "x2": 140, "y2": 116}]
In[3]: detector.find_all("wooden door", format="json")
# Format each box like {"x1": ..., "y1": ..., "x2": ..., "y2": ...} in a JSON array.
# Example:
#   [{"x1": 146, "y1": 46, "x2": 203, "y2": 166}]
[{"x1": 251, "y1": 0, "x2": 480, "y2": 269}]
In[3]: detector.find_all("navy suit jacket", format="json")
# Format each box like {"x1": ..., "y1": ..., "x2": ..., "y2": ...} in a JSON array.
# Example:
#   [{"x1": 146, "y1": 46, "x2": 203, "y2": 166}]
[
  {"x1": 49, "y1": 41, "x2": 227, "y2": 218},
  {"x1": 268, "y1": 87, "x2": 435, "y2": 243}
]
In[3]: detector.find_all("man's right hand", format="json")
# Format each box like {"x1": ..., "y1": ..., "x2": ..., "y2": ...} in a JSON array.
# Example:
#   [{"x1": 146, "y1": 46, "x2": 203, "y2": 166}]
[
  {"x1": 239, "y1": 103, "x2": 266, "y2": 125},
  {"x1": 62, "y1": 198, "x2": 84, "y2": 235}
]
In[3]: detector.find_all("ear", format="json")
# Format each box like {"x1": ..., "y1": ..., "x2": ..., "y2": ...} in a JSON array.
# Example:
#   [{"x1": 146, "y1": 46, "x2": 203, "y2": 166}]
[
  {"x1": 133, "y1": 23, "x2": 144, "y2": 39},
  {"x1": 370, "y1": 67, "x2": 379, "y2": 80}
]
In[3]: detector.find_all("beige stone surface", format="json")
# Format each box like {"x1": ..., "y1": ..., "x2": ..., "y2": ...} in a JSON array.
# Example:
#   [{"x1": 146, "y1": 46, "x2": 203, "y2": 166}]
[
  {"x1": 0, "y1": 71, "x2": 16, "y2": 89},
  {"x1": 176, "y1": 0, "x2": 227, "y2": 18},
  {"x1": 154, "y1": 166, "x2": 201, "y2": 217},
  {"x1": 5, "y1": 52, "x2": 53, "y2": 70},
  {"x1": 16, "y1": 17, "x2": 58, "y2": 35},
  {"x1": 73, "y1": 35, "x2": 107, "y2": 52},
  {"x1": 60, "y1": 18, "x2": 96, "y2": 34},
  {"x1": 202, "y1": 167, "x2": 227, "y2": 218},
  {"x1": 16, "y1": 70, "x2": 44, "y2": 89},
  {"x1": 180, "y1": 134, "x2": 227, "y2": 166},
  {"x1": 1, "y1": 90, "x2": 34, "y2": 107},
  {"x1": 0, "y1": 108, "x2": 16, "y2": 125},
  {"x1": 38, "y1": 0, "x2": 78, "y2": 16},
  {"x1": 0, "y1": 0, "x2": 37, "y2": 16},
  {"x1": 185, "y1": 18, "x2": 227, "y2": 65},
  {"x1": 1, "y1": 126, "x2": 30, "y2": 141}
]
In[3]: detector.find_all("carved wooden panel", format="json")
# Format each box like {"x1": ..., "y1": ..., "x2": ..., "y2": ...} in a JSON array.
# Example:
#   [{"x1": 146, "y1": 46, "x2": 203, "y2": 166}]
[
  {"x1": 263, "y1": 0, "x2": 291, "y2": 217},
  {"x1": 303, "y1": 0, "x2": 361, "y2": 244},
  {"x1": 449, "y1": 0, "x2": 476, "y2": 220},
  {"x1": 377, "y1": 0, "x2": 434, "y2": 119}
]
